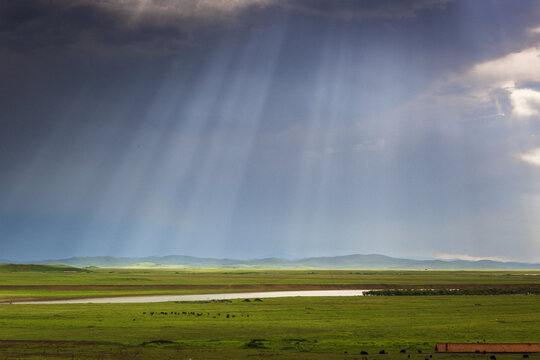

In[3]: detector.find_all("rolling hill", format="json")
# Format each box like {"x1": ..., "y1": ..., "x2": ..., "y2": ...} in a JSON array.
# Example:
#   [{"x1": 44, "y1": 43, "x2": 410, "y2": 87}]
[{"x1": 36, "y1": 254, "x2": 540, "y2": 269}]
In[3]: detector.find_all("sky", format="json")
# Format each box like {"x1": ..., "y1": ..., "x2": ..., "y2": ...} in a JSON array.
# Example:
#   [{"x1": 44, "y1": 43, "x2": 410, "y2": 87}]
[{"x1": 1, "y1": 0, "x2": 540, "y2": 262}]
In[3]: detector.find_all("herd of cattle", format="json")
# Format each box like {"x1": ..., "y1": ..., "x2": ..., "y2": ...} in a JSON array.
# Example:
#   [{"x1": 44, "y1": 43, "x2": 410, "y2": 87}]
[
  {"x1": 140, "y1": 311, "x2": 250, "y2": 319},
  {"x1": 135, "y1": 298, "x2": 264, "y2": 320}
]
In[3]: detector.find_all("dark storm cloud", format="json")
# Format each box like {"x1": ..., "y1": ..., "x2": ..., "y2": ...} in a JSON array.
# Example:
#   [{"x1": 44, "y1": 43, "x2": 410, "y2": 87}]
[
  {"x1": 0, "y1": 0, "x2": 201, "y2": 56},
  {"x1": 0, "y1": 0, "x2": 452, "y2": 57}
]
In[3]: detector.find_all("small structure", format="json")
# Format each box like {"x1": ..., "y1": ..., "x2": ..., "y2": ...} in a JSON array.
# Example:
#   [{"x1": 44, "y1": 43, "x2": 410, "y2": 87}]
[{"x1": 436, "y1": 343, "x2": 540, "y2": 353}]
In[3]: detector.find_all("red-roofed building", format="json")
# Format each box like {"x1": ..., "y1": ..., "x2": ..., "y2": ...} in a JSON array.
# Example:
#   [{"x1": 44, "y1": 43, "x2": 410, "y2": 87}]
[{"x1": 436, "y1": 343, "x2": 540, "y2": 353}]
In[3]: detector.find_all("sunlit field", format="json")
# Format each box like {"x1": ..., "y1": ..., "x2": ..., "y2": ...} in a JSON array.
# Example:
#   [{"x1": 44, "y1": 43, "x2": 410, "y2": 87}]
[
  {"x1": 0, "y1": 268, "x2": 539, "y2": 359},
  {"x1": 1, "y1": 266, "x2": 540, "y2": 301},
  {"x1": 1, "y1": 296, "x2": 539, "y2": 359}
]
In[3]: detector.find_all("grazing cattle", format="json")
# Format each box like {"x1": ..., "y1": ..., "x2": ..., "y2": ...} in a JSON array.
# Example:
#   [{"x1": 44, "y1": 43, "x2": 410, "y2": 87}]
[
  {"x1": 490, "y1": 356, "x2": 496, "y2": 360},
  {"x1": 254, "y1": 298, "x2": 262, "y2": 302},
  {"x1": 379, "y1": 350, "x2": 385, "y2": 354},
  {"x1": 400, "y1": 349, "x2": 406, "y2": 353},
  {"x1": 150, "y1": 312, "x2": 154, "y2": 315},
  {"x1": 523, "y1": 355, "x2": 529, "y2": 358},
  {"x1": 360, "y1": 351, "x2": 368, "y2": 355},
  {"x1": 244, "y1": 299, "x2": 251, "y2": 302},
  {"x1": 226, "y1": 314, "x2": 230, "y2": 318},
  {"x1": 142, "y1": 312, "x2": 146, "y2": 314}
]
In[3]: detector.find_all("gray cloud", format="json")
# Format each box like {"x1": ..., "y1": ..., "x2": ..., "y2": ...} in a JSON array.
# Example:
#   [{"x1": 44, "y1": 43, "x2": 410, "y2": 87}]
[
  {"x1": 0, "y1": 0, "x2": 452, "y2": 57},
  {"x1": 6, "y1": 0, "x2": 540, "y2": 261},
  {"x1": 0, "y1": 0, "x2": 270, "y2": 57},
  {"x1": 280, "y1": 0, "x2": 451, "y2": 21}
]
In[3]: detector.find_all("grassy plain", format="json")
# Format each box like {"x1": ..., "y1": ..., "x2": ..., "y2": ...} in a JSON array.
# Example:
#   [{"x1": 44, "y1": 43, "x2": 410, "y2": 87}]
[
  {"x1": 1, "y1": 266, "x2": 540, "y2": 301},
  {"x1": 1, "y1": 295, "x2": 539, "y2": 359},
  {"x1": 0, "y1": 267, "x2": 539, "y2": 359}
]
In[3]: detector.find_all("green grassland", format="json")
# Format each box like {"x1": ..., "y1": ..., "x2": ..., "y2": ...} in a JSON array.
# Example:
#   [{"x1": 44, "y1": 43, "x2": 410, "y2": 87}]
[
  {"x1": 0, "y1": 295, "x2": 539, "y2": 359},
  {"x1": 1, "y1": 266, "x2": 539, "y2": 301},
  {"x1": 0, "y1": 267, "x2": 539, "y2": 359},
  {"x1": 0, "y1": 264, "x2": 88, "y2": 273},
  {"x1": 3, "y1": 266, "x2": 540, "y2": 286}
]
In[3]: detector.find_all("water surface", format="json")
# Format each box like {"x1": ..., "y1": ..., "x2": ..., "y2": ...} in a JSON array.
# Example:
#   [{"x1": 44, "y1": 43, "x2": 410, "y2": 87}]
[{"x1": 15, "y1": 290, "x2": 370, "y2": 304}]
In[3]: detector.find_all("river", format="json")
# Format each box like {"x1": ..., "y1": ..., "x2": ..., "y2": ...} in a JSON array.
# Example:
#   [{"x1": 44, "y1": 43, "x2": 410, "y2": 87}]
[{"x1": 14, "y1": 290, "x2": 370, "y2": 304}]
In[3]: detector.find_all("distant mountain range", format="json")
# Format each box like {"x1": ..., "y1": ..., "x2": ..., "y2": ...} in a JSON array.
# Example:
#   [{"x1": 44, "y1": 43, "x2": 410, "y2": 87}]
[{"x1": 15, "y1": 254, "x2": 540, "y2": 269}]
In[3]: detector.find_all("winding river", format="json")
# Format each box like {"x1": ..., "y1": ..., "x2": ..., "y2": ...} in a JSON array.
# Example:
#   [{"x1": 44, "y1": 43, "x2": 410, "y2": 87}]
[{"x1": 14, "y1": 290, "x2": 370, "y2": 304}]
